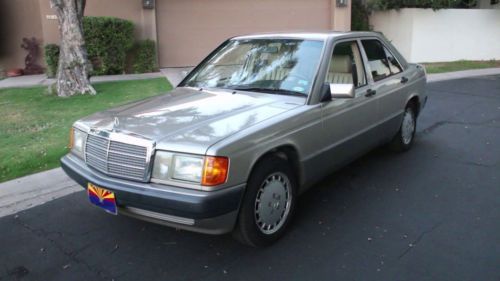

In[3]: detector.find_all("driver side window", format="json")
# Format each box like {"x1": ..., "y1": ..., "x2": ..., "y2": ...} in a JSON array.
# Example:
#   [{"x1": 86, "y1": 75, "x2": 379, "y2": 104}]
[{"x1": 325, "y1": 41, "x2": 367, "y2": 88}]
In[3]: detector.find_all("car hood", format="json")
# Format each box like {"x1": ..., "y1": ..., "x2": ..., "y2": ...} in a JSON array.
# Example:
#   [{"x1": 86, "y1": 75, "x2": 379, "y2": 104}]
[{"x1": 76, "y1": 87, "x2": 303, "y2": 154}]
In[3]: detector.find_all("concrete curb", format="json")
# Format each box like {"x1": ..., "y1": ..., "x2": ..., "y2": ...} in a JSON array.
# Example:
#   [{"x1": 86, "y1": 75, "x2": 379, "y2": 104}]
[{"x1": 0, "y1": 168, "x2": 81, "y2": 218}]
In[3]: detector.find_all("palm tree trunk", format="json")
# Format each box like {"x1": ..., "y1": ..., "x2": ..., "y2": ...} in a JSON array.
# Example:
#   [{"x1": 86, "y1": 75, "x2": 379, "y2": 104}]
[{"x1": 51, "y1": 0, "x2": 95, "y2": 96}]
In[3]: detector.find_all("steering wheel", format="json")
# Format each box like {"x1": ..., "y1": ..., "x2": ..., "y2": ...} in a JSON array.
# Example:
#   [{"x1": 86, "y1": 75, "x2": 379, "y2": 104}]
[
  {"x1": 285, "y1": 72, "x2": 309, "y2": 82},
  {"x1": 280, "y1": 72, "x2": 310, "y2": 91}
]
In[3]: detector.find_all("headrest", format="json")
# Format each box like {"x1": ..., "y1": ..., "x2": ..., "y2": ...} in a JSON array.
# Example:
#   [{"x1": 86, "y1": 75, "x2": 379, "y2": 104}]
[{"x1": 330, "y1": 55, "x2": 352, "y2": 73}]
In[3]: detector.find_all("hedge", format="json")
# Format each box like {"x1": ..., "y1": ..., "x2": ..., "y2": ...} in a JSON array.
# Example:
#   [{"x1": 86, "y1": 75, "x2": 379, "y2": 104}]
[
  {"x1": 83, "y1": 16, "x2": 134, "y2": 75},
  {"x1": 370, "y1": 0, "x2": 477, "y2": 10},
  {"x1": 44, "y1": 44, "x2": 60, "y2": 78},
  {"x1": 352, "y1": 0, "x2": 371, "y2": 31},
  {"x1": 133, "y1": 40, "x2": 158, "y2": 73},
  {"x1": 44, "y1": 17, "x2": 161, "y2": 76}
]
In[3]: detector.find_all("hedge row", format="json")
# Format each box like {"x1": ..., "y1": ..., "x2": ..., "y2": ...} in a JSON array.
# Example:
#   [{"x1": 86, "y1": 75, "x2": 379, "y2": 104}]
[
  {"x1": 351, "y1": 0, "x2": 370, "y2": 31},
  {"x1": 45, "y1": 16, "x2": 157, "y2": 77},
  {"x1": 132, "y1": 40, "x2": 158, "y2": 74},
  {"x1": 370, "y1": 0, "x2": 477, "y2": 10},
  {"x1": 83, "y1": 16, "x2": 134, "y2": 75},
  {"x1": 44, "y1": 44, "x2": 59, "y2": 78}
]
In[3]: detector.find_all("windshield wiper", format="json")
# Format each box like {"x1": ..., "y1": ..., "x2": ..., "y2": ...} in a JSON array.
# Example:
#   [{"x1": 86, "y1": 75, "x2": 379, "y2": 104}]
[{"x1": 228, "y1": 86, "x2": 306, "y2": 97}]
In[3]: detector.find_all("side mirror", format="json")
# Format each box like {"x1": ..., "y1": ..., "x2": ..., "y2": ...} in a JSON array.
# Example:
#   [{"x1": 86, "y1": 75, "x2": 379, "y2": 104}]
[{"x1": 321, "y1": 83, "x2": 355, "y2": 102}]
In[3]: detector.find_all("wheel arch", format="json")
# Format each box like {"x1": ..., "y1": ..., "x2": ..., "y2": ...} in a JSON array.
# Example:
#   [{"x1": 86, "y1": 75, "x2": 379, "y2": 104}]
[
  {"x1": 406, "y1": 94, "x2": 421, "y2": 117},
  {"x1": 247, "y1": 144, "x2": 303, "y2": 189}
]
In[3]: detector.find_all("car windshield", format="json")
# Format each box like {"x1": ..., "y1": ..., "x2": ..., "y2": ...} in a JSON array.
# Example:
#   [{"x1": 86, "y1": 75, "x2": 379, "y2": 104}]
[{"x1": 181, "y1": 39, "x2": 325, "y2": 96}]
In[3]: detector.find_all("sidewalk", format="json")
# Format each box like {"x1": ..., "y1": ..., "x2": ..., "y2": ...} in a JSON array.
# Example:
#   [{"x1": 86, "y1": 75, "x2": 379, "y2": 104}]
[
  {"x1": 0, "y1": 72, "x2": 166, "y2": 89},
  {"x1": 0, "y1": 168, "x2": 80, "y2": 217},
  {"x1": 2, "y1": 67, "x2": 500, "y2": 90},
  {"x1": 160, "y1": 67, "x2": 193, "y2": 87}
]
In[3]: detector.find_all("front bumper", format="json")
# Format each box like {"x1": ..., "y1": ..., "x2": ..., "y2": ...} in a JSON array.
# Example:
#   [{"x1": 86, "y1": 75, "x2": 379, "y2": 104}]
[{"x1": 61, "y1": 154, "x2": 245, "y2": 234}]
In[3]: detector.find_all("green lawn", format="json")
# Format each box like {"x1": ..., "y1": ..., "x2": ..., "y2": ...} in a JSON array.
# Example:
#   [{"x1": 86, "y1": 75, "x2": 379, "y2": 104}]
[
  {"x1": 0, "y1": 78, "x2": 172, "y2": 183},
  {"x1": 423, "y1": 60, "x2": 500, "y2": 74}
]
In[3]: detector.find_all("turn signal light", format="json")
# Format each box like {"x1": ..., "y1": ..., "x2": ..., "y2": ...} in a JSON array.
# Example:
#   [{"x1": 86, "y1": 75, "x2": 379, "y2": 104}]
[
  {"x1": 202, "y1": 156, "x2": 229, "y2": 186},
  {"x1": 68, "y1": 127, "x2": 74, "y2": 149}
]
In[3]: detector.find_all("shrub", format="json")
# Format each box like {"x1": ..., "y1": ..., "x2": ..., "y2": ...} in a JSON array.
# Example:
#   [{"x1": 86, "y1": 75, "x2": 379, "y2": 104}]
[
  {"x1": 370, "y1": 0, "x2": 477, "y2": 10},
  {"x1": 351, "y1": 0, "x2": 371, "y2": 31},
  {"x1": 44, "y1": 44, "x2": 60, "y2": 78},
  {"x1": 83, "y1": 16, "x2": 134, "y2": 75},
  {"x1": 132, "y1": 40, "x2": 158, "y2": 73}
]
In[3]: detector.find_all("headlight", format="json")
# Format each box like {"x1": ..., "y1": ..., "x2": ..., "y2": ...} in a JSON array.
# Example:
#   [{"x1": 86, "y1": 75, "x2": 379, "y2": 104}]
[
  {"x1": 69, "y1": 127, "x2": 86, "y2": 158},
  {"x1": 152, "y1": 151, "x2": 173, "y2": 180},
  {"x1": 152, "y1": 151, "x2": 229, "y2": 187},
  {"x1": 173, "y1": 155, "x2": 204, "y2": 182}
]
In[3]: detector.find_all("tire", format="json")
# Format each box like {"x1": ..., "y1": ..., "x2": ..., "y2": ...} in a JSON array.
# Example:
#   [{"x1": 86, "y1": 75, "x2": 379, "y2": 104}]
[
  {"x1": 389, "y1": 104, "x2": 417, "y2": 152},
  {"x1": 233, "y1": 155, "x2": 297, "y2": 247}
]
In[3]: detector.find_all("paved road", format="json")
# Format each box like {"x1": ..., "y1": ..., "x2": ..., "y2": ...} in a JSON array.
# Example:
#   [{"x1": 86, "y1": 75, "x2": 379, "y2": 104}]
[{"x1": 1, "y1": 76, "x2": 499, "y2": 281}]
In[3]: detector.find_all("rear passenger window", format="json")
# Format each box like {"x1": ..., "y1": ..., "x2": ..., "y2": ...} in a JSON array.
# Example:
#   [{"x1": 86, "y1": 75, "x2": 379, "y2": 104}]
[
  {"x1": 362, "y1": 39, "x2": 403, "y2": 81},
  {"x1": 325, "y1": 41, "x2": 366, "y2": 88},
  {"x1": 383, "y1": 46, "x2": 403, "y2": 74}
]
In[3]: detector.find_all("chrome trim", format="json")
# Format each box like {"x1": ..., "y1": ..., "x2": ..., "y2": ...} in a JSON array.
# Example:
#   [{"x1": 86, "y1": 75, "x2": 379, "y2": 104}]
[
  {"x1": 85, "y1": 129, "x2": 155, "y2": 182},
  {"x1": 105, "y1": 149, "x2": 146, "y2": 159},
  {"x1": 121, "y1": 206, "x2": 195, "y2": 225},
  {"x1": 106, "y1": 161, "x2": 145, "y2": 170}
]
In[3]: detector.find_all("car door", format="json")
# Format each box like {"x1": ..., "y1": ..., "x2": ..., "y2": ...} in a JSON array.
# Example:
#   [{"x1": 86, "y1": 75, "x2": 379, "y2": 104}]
[
  {"x1": 360, "y1": 39, "x2": 409, "y2": 140},
  {"x1": 319, "y1": 39, "x2": 380, "y2": 172}
]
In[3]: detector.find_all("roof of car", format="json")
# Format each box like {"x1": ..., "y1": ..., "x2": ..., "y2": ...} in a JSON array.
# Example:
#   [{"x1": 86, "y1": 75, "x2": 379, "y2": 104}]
[{"x1": 233, "y1": 31, "x2": 379, "y2": 41}]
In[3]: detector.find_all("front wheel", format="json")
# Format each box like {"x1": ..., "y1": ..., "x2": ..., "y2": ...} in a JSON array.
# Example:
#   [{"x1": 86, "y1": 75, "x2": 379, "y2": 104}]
[
  {"x1": 233, "y1": 155, "x2": 297, "y2": 247},
  {"x1": 389, "y1": 105, "x2": 417, "y2": 152}
]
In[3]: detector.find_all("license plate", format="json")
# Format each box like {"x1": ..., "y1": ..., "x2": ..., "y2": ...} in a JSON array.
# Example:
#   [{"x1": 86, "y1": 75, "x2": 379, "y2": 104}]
[{"x1": 87, "y1": 183, "x2": 118, "y2": 215}]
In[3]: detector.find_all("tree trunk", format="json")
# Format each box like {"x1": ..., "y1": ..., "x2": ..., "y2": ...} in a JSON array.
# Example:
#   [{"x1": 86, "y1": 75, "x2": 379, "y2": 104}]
[{"x1": 51, "y1": 0, "x2": 95, "y2": 97}]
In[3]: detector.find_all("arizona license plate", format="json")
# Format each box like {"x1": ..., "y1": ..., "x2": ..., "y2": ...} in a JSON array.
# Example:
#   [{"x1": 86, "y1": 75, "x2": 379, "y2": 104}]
[{"x1": 87, "y1": 183, "x2": 118, "y2": 215}]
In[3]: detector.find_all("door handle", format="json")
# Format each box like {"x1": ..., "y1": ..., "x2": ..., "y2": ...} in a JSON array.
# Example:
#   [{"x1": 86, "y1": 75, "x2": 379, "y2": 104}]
[
  {"x1": 401, "y1": 76, "x2": 409, "y2": 84},
  {"x1": 365, "y1": 89, "x2": 376, "y2": 97}
]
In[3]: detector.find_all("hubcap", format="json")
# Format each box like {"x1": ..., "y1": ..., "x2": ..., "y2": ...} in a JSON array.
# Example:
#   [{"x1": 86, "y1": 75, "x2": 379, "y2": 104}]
[
  {"x1": 254, "y1": 172, "x2": 292, "y2": 235},
  {"x1": 401, "y1": 109, "x2": 415, "y2": 145}
]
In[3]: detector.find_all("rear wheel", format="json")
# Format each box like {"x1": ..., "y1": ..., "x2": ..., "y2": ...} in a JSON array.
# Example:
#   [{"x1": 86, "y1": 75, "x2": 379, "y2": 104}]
[
  {"x1": 389, "y1": 104, "x2": 417, "y2": 152},
  {"x1": 233, "y1": 155, "x2": 297, "y2": 247}
]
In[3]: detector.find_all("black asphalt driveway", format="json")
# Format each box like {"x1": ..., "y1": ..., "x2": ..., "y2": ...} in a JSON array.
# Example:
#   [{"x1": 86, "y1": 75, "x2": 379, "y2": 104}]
[{"x1": 1, "y1": 75, "x2": 499, "y2": 281}]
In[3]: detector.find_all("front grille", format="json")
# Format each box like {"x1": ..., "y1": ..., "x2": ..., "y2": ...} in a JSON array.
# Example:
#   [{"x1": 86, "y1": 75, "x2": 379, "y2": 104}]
[{"x1": 85, "y1": 134, "x2": 149, "y2": 181}]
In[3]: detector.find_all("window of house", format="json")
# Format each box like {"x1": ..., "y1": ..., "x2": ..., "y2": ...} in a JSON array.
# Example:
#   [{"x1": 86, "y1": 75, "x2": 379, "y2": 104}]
[
  {"x1": 361, "y1": 39, "x2": 403, "y2": 82},
  {"x1": 325, "y1": 41, "x2": 367, "y2": 88}
]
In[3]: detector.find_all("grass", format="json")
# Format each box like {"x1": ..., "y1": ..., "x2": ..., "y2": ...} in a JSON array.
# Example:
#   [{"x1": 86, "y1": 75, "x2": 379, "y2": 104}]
[
  {"x1": 423, "y1": 60, "x2": 500, "y2": 74},
  {"x1": 0, "y1": 78, "x2": 172, "y2": 183}
]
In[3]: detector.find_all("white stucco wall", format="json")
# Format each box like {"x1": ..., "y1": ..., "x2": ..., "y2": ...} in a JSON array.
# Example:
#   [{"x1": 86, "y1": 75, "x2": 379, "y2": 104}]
[{"x1": 370, "y1": 8, "x2": 500, "y2": 62}]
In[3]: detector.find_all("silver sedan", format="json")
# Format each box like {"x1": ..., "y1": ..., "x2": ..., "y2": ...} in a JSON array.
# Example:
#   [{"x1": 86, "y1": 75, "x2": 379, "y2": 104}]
[{"x1": 61, "y1": 31, "x2": 427, "y2": 246}]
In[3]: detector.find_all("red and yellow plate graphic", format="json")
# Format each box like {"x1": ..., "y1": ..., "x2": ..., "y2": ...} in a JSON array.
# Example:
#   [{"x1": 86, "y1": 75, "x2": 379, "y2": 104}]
[{"x1": 87, "y1": 183, "x2": 117, "y2": 215}]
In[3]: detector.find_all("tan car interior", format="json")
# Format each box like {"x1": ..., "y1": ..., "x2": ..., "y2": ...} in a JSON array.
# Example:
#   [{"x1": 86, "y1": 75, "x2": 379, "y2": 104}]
[
  {"x1": 326, "y1": 55, "x2": 353, "y2": 84},
  {"x1": 326, "y1": 42, "x2": 366, "y2": 87}
]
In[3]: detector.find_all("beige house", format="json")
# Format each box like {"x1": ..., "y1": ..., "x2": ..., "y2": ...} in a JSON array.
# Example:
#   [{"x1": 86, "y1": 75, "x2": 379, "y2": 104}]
[{"x1": 0, "y1": 0, "x2": 351, "y2": 71}]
